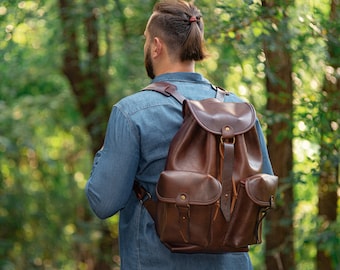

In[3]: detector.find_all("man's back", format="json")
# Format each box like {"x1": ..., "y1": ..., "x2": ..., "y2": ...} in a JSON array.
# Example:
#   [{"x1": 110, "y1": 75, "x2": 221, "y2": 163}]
[{"x1": 87, "y1": 72, "x2": 270, "y2": 269}]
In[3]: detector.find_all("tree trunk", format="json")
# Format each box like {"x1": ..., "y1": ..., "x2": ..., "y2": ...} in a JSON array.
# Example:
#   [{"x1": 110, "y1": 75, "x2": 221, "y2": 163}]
[
  {"x1": 58, "y1": 1, "x2": 113, "y2": 269},
  {"x1": 317, "y1": 0, "x2": 340, "y2": 269},
  {"x1": 58, "y1": 0, "x2": 111, "y2": 155},
  {"x1": 262, "y1": 1, "x2": 295, "y2": 269}
]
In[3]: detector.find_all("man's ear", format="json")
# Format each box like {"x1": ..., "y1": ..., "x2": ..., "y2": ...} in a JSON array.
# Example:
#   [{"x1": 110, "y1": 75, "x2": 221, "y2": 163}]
[{"x1": 152, "y1": 37, "x2": 163, "y2": 58}]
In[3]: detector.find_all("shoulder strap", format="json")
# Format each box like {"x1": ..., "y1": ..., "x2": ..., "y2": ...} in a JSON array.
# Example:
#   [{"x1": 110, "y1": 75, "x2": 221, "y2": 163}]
[
  {"x1": 214, "y1": 86, "x2": 229, "y2": 101},
  {"x1": 143, "y1": 82, "x2": 185, "y2": 104},
  {"x1": 143, "y1": 82, "x2": 228, "y2": 103}
]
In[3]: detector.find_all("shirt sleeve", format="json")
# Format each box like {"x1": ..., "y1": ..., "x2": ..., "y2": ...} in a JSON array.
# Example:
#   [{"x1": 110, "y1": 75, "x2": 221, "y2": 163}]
[{"x1": 85, "y1": 106, "x2": 140, "y2": 219}]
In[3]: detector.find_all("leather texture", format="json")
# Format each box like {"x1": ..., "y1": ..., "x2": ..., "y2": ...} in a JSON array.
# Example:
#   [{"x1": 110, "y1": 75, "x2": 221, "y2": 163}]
[{"x1": 134, "y1": 82, "x2": 278, "y2": 253}]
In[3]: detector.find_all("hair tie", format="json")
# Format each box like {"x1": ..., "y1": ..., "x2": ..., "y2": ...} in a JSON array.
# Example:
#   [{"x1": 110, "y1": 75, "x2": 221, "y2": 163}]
[{"x1": 189, "y1": 16, "x2": 197, "y2": 23}]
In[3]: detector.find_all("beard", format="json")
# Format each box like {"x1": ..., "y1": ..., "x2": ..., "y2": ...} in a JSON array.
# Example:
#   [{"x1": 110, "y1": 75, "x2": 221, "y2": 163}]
[{"x1": 144, "y1": 47, "x2": 155, "y2": 79}]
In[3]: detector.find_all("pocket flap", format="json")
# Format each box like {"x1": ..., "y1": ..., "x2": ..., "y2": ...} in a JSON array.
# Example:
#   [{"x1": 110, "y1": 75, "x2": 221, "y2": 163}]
[
  {"x1": 156, "y1": 171, "x2": 222, "y2": 205},
  {"x1": 244, "y1": 174, "x2": 278, "y2": 207},
  {"x1": 184, "y1": 99, "x2": 256, "y2": 135}
]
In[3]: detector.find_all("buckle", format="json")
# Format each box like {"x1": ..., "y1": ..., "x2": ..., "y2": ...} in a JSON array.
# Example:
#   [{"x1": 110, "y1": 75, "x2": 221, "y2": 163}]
[
  {"x1": 133, "y1": 181, "x2": 152, "y2": 205},
  {"x1": 139, "y1": 191, "x2": 152, "y2": 205}
]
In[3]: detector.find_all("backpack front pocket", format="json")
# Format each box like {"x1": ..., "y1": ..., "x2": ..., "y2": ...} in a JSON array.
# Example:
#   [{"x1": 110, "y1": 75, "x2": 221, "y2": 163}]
[{"x1": 156, "y1": 170, "x2": 221, "y2": 250}]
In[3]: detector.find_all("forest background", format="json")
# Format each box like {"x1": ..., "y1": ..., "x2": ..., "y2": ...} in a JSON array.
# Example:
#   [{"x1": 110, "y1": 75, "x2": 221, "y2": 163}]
[{"x1": 0, "y1": 0, "x2": 339, "y2": 269}]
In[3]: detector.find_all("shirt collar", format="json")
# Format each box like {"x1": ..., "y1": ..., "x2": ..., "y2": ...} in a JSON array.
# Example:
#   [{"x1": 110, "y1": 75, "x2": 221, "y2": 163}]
[{"x1": 151, "y1": 72, "x2": 209, "y2": 84}]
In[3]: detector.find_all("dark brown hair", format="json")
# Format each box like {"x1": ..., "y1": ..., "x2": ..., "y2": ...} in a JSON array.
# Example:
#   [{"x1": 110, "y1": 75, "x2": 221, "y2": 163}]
[{"x1": 148, "y1": 0, "x2": 207, "y2": 61}]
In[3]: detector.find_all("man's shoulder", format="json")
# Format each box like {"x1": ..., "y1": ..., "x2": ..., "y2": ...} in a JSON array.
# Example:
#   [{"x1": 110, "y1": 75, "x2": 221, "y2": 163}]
[{"x1": 115, "y1": 89, "x2": 174, "y2": 115}]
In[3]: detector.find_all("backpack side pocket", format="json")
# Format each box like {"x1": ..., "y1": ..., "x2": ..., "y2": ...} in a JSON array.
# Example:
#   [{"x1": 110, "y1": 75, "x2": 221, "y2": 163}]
[{"x1": 224, "y1": 174, "x2": 278, "y2": 247}]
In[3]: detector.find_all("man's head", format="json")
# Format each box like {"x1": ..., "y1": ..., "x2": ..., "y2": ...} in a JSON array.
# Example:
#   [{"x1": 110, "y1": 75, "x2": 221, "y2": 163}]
[{"x1": 144, "y1": 0, "x2": 207, "y2": 79}]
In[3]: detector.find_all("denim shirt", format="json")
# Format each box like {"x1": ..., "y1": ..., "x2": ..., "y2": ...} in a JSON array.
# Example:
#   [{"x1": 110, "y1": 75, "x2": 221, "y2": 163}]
[{"x1": 86, "y1": 72, "x2": 273, "y2": 270}]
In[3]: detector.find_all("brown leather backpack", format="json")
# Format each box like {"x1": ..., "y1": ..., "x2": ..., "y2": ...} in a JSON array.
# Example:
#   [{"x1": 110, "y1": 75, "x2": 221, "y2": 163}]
[{"x1": 134, "y1": 82, "x2": 278, "y2": 253}]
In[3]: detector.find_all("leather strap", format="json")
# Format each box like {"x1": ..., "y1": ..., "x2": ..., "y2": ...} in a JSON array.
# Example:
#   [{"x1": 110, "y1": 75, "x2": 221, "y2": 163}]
[
  {"x1": 133, "y1": 181, "x2": 157, "y2": 220},
  {"x1": 143, "y1": 82, "x2": 185, "y2": 104},
  {"x1": 220, "y1": 141, "x2": 234, "y2": 222},
  {"x1": 177, "y1": 205, "x2": 190, "y2": 243},
  {"x1": 216, "y1": 86, "x2": 227, "y2": 101}
]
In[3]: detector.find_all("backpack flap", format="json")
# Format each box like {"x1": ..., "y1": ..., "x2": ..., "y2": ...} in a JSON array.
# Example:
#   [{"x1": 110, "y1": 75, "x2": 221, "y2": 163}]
[
  {"x1": 244, "y1": 174, "x2": 278, "y2": 207},
  {"x1": 156, "y1": 171, "x2": 222, "y2": 205},
  {"x1": 184, "y1": 99, "x2": 256, "y2": 136}
]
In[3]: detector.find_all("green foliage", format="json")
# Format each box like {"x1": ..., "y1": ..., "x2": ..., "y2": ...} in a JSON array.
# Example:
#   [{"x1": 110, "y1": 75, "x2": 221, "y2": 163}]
[
  {"x1": 0, "y1": 92, "x2": 92, "y2": 268},
  {"x1": 0, "y1": 2, "x2": 92, "y2": 268},
  {"x1": 198, "y1": 0, "x2": 268, "y2": 110},
  {"x1": 0, "y1": 0, "x2": 339, "y2": 269}
]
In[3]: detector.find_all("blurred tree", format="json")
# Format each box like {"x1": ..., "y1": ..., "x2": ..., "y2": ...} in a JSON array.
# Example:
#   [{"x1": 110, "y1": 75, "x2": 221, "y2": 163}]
[
  {"x1": 58, "y1": 1, "x2": 115, "y2": 269},
  {"x1": 57, "y1": 0, "x2": 151, "y2": 268},
  {"x1": 58, "y1": 0, "x2": 111, "y2": 154},
  {"x1": 261, "y1": 0, "x2": 295, "y2": 269},
  {"x1": 317, "y1": 0, "x2": 340, "y2": 269}
]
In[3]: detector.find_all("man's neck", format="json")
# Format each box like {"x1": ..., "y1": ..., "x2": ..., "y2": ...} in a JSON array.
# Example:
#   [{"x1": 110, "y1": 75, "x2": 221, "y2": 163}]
[{"x1": 155, "y1": 60, "x2": 195, "y2": 76}]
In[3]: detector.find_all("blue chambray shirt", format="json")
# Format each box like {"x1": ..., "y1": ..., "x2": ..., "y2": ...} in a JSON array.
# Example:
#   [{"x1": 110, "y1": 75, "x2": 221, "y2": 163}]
[{"x1": 86, "y1": 72, "x2": 273, "y2": 270}]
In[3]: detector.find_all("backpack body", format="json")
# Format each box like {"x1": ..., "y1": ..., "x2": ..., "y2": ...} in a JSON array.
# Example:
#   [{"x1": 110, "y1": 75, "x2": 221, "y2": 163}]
[{"x1": 134, "y1": 82, "x2": 278, "y2": 253}]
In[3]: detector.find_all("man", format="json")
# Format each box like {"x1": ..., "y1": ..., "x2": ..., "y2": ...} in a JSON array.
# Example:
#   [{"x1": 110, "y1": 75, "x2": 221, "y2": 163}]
[{"x1": 86, "y1": 1, "x2": 274, "y2": 269}]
